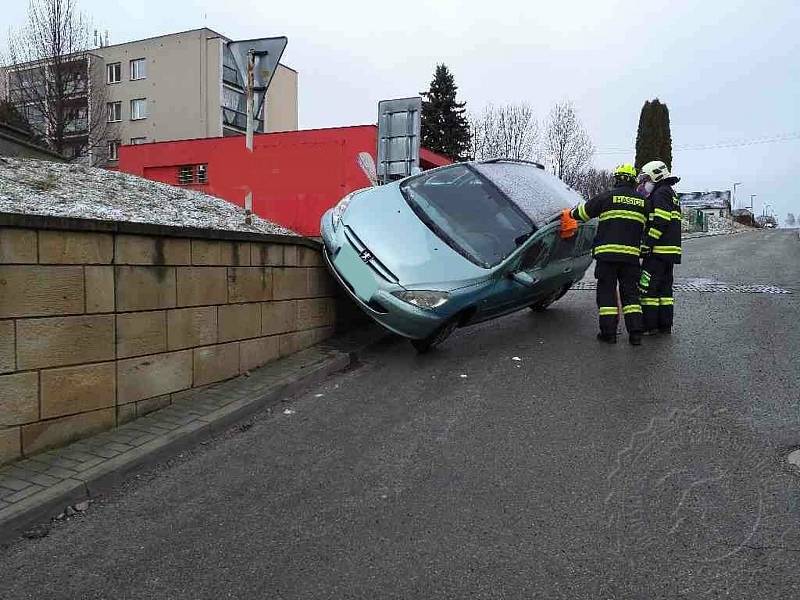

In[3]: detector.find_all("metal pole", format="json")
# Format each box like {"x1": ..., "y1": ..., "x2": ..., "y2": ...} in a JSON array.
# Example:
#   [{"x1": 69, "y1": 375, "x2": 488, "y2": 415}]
[
  {"x1": 244, "y1": 48, "x2": 255, "y2": 224},
  {"x1": 245, "y1": 48, "x2": 255, "y2": 152}
]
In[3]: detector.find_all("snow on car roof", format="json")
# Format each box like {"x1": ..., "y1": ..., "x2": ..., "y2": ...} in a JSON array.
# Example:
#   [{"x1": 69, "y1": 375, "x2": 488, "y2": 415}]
[
  {"x1": 0, "y1": 158, "x2": 296, "y2": 236},
  {"x1": 473, "y1": 160, "x2": 582, "y2": 226}
]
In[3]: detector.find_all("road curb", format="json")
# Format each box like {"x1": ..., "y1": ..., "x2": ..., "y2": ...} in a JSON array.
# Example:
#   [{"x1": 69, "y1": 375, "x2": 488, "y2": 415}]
[
  {"x1": 682, "y1": 227, "x2": 761, "y2": 240},
  {"x1": 0, "y1": 348, "x2": 352, "y2": 542}
]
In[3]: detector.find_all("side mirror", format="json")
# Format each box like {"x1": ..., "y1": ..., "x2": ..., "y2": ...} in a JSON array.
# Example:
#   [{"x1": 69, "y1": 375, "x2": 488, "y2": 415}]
[{"x1": 510, "y1": 271, "x2": 537, "y2": 287}]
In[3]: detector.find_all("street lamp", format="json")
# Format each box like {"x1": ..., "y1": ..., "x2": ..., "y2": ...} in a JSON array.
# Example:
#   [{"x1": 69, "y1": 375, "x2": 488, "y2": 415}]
[{"x1": 732, "y1": 182, "x2": 742, "y2": 210}]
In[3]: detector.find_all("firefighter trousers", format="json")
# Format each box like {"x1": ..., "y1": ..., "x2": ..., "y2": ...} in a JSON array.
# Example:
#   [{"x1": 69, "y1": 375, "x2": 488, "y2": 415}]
[
  {"x1": 640, "y1": 256, "x2": 675, "y2": 331},
  {"x1": 595, "y1": 260, "x2": 642, "y2": 336}
]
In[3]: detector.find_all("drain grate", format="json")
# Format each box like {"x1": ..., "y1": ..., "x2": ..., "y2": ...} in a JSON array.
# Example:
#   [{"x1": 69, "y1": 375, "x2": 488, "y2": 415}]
[{"x1": 571, "y1": 279, "x2": 792, "y2": 294}]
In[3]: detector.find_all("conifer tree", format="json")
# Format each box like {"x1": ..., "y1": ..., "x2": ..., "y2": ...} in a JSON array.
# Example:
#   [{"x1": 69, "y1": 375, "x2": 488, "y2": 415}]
[
  {"x1": 420, "y1": 64, "x2": 471, "y2": 161},
  {"x1": 635, "y1": 99, "x2": 673, "y2": 170}
]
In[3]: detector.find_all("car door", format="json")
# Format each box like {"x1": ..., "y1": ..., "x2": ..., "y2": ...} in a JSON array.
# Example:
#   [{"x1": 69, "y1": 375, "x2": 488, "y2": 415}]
[
  {"x1": 571, "y1": 220, "x2": 596, "y2": 275},
  {"x1": 477, "y1": 224, "x2": 560, "y2": 320},
  {"x1": 546, "y1": 228, "x2": 581, "y2": 291}
]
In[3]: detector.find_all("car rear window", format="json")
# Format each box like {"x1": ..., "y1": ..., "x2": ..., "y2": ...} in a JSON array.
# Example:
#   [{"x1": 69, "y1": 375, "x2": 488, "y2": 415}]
[{"x1": 473, "y1": 162, "x2": 584, "y2": 226}]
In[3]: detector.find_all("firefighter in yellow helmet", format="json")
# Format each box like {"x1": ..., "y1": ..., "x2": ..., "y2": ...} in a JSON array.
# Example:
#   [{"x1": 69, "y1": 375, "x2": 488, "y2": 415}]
[{"x1": 569, "y1": 164, "x2": 650, "y2": 345}]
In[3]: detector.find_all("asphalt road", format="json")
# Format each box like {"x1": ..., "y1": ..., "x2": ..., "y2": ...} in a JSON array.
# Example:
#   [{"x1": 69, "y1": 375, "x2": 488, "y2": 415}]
[{"x1": 2, "y1": 229, "x2": 799, "y2": 599}]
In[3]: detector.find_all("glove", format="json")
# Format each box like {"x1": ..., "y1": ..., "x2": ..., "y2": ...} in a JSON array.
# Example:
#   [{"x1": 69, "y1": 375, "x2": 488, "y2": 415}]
[
  {"x1": 560, "y1": 208, "x2": 578, "y2": 239},
  {"x1": 639, "y1": 269, "x2": 652, "y2": 293}
]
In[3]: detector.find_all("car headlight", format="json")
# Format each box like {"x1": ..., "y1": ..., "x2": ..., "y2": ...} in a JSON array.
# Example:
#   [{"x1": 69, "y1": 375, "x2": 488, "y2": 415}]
[
  {"x1": 331, "y1": 192, "x2": 356, "y2": 229},
  {"x1": 392, "y1": 290, "x2": 450, "y2": 309}
]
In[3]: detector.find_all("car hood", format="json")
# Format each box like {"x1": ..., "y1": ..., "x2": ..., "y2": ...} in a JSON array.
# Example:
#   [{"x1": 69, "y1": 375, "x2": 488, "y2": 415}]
[{"x1": 340, "y1": 183, "x2": 490, "y2": 289}]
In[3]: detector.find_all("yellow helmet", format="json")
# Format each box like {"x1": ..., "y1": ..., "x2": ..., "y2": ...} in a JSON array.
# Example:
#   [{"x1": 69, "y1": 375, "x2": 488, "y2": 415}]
[{"x1": 614, "y1": 163, "x2": 637, "y2": 180}]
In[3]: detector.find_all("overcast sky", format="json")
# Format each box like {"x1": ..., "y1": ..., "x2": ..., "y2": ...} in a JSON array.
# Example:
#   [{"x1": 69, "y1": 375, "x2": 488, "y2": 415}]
[{"x1": 3, "y1": 0, "x2": 799, "y2": 222}]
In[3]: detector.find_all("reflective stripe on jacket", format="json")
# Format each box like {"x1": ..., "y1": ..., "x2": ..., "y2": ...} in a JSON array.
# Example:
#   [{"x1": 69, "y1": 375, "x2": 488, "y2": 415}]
[
  {"x1": 571, "y1": 184, "x2": 650, "y2": 263},
  {"x1": 643, "y1": 182, "x2": 683, "y2": 264}
]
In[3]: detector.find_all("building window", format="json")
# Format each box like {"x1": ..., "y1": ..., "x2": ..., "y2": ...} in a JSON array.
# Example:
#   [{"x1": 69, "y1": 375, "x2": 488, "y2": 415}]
[
  {"x1": 178, "y1": 165, "x2": 194, "y2": 185},
  {"x1": 222, "y1": 45, "x2": 244, "y2": 88},
  {"x1": 177, "y1": 164, "x2": 208, "y2": 185},
  {"x1": 107, "y1": 101, "x2": 121, "y2": 122},
  {"x1": 130, "y1": 137, "x2": 147, "y2": 145},
  {"x1": 130, "y1": 98, "x2": 147, "y2": 120},
  {"x1": 108, "y1": 139, "x2": 120, "y2": 161},
  {"x1": 130, "y1": 58, "x2": 146, "y2": 80},
  {"x1": 107, "y1": 62, "x2": 121, "y2": 84}
]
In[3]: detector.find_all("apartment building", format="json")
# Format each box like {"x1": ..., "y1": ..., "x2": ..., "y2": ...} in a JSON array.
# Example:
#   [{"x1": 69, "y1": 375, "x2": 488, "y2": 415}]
[
  {"x1": 3, "y1": 53, "x2": 103, "y2": 160},
  {"x1": 3, "y1": 28, "x2": 298, "y2": 164}
]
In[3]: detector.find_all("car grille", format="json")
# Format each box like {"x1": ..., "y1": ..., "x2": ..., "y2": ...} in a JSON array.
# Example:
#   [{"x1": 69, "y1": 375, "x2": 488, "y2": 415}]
[{"x1": 343, "y1": 226, "x2": 399, "y2": 284}]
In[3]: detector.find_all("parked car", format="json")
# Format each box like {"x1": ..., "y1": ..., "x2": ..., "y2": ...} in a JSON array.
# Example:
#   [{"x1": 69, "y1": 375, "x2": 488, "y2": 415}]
[{"x1": 320, "y1": 159, "x2": 597, "y2": 352}]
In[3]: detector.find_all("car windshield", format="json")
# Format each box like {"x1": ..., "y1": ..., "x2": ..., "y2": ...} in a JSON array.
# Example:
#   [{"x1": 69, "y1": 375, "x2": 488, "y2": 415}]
[
  {"x1": 399, "y1": 164, "x2": 534, "y2": 268},
  {"x1": 472, "y1": 161, "x2": 584, "y2": 225}
]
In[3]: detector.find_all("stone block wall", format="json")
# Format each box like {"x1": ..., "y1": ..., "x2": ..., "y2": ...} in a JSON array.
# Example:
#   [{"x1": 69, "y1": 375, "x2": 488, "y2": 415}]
[{"x1": 0, "y1": 217, "x2": 337, "y2": 465}]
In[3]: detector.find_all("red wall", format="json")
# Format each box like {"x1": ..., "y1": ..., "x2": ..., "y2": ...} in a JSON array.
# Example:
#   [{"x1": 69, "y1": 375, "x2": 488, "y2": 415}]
[{"x1": 118, "y1": 125, "x2": 450, "y2": 236}]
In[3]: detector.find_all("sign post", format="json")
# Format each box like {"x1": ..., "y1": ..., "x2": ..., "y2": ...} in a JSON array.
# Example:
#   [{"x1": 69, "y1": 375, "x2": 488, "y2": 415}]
[{"x1": 377, "y1": 97, "x2": 422, "y2": 184}]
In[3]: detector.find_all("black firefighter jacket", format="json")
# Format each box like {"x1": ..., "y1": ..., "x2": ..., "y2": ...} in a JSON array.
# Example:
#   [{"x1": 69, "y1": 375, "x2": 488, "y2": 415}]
[
  {"x1": 642, "y1": 179, "x2": 683, "y2": 264},
  {"x1": 571, "y1": 184, "x2": 650, "y2": 264}
]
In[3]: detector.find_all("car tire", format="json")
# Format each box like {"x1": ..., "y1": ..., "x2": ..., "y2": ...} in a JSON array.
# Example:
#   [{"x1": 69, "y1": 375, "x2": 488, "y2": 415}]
[
  {"x1": 410, "y1": 318, "x2": 458, "y2": 354},
  {"x1": 529, "y1": 284, "x2": 571, "y2": 312}
]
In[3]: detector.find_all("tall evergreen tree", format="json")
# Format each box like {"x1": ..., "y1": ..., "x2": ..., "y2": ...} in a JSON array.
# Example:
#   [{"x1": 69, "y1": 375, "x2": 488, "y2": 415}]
[
  {"x1": 420, "y1": 64, "x2": 470, "y2": 161},
  {"x1": 635, "y1": 98, "x2": 673, "y2": 171}
]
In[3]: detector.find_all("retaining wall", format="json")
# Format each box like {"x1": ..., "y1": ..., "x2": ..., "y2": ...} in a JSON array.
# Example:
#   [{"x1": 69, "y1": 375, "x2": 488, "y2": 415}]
[{"x1": 0, "y1": 214, "x2": 337, "y2": 465}]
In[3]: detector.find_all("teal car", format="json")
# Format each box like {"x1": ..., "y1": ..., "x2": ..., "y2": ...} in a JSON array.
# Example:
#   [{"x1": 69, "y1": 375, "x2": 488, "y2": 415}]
[{"x1": 320, "y1": 159, "x2": 596, "y2": 352}]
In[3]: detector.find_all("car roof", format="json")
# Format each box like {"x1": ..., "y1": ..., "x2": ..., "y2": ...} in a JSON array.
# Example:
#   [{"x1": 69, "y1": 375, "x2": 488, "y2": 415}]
[{"x1": 470, "y1": 159, "x2": 583, "y2": 227}]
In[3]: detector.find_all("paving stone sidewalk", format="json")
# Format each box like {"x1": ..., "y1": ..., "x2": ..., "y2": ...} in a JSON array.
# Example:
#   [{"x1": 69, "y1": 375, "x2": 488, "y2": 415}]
[{"x1": 0, "y1": 344, "x2": 355, "y2": 540}]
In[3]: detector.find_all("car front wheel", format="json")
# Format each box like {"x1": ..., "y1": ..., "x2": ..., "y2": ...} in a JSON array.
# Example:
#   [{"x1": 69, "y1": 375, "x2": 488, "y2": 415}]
[
  {"x1": 410, "y1": 318, "x2": 458, "y2": 354},
  {"x1": 529, "y1": 284, "x2": 571, "y2": 312}
]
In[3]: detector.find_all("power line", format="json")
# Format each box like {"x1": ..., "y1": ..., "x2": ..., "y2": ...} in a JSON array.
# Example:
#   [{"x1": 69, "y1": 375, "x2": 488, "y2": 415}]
[{"x1": 595, "y1": 132, "x2": 800, "y2": 155}]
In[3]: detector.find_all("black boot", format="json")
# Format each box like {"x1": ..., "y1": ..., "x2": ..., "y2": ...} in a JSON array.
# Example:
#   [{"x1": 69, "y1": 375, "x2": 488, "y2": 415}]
[
  {"x1": 659, "y1": 327, "x2": 672, "y2": 335},
  {"x1": 629, "y1": 333, "x2": 642, "y2": 346},
  {"x1": 597, "y1": 332, "x2": 617, "y2": 344}
]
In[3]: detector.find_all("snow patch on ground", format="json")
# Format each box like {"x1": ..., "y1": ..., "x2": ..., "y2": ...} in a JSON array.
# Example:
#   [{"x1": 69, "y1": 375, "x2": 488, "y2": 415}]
[{"x1": 0, "y1": 157, "x2": 297, "y2": 236}]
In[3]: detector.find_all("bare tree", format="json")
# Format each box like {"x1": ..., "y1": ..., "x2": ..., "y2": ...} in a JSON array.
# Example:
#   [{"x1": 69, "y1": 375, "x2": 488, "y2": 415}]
[
  {"x1": 542, "y1": 101, "x2": 594, "y2": 188},
  {"x1": 469, "y1": 103, "x2": 538, "y2": 161},
  {"x1": 786, "y1": 212, "x2": 796, "y2": 227},
  {"x1": 0, "y1": 98, "x2": 35, "y2": 134},
  {"x1": 573, "y1": 167, "x2": 613, "y2": 199},
  {"x1": 5, "y1": 0, "x2": 107, "y2": 162}
]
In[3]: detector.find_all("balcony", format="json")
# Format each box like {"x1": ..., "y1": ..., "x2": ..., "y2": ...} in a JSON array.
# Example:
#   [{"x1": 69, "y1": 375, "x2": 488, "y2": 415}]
[{"x1": 222, "y1": 107, "x2": 263, "y2": 132}]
